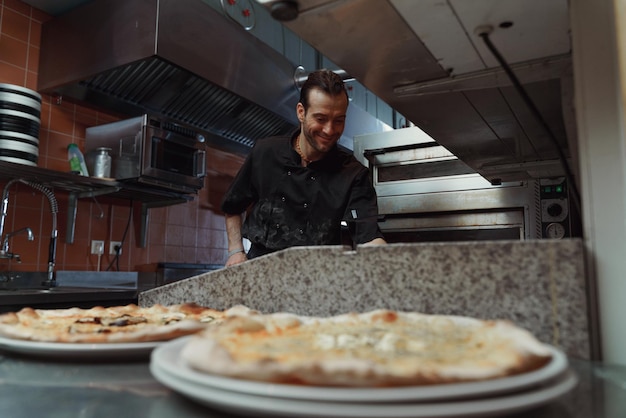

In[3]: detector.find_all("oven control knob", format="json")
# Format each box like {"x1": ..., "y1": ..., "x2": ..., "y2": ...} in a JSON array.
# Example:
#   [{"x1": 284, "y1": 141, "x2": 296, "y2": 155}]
[
  {"x1": 541, "y1": 198, "x2": 568, "y2": 222},
  {"x1": 546, "y1": 222, "x2": 566, "y2": 239},
  {"x1": 546, "y1": 203, "x2": 563, "y2": 217}
]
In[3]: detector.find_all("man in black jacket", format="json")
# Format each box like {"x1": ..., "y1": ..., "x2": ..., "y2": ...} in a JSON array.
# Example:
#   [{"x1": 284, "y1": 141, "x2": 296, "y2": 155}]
[{"x1": 221, "y1": 69, "x2": 385, "y2": 266}]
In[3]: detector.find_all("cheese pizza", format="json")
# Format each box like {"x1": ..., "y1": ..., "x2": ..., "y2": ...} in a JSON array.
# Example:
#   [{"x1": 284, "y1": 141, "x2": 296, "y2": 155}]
[
  {"x1": 0, "y1": 303, "x2": 229, "y2": 343},
  {"x1": 181, "y1": 309, "x2": 553, "y2": 387}
]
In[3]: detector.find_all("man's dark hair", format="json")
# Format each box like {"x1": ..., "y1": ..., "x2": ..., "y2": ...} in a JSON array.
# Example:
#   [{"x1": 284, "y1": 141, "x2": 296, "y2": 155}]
[{"x1": 299, "y1": 69, "x2": 349, "y2": 110}]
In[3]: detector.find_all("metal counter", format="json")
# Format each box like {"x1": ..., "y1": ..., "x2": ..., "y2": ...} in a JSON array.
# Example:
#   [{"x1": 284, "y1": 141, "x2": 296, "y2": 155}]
[
  {"x1": 0, "y1": 271, "x2": 140, "y2": 313},
  {"x1": 0, "y1": 287, "x2": 137, "y2": 313},
  {"x1": 0, "y1": 352, "x2": 623, "y2": 418}
]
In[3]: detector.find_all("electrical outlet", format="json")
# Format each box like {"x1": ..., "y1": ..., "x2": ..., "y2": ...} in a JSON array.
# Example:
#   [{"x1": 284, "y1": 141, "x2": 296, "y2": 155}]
[
  {"x1": 91, "y1": 240, "x2": 104, "y2": 255},
  {"x1": 109, "y1": 241, "x2": 122, "y2": 255}
]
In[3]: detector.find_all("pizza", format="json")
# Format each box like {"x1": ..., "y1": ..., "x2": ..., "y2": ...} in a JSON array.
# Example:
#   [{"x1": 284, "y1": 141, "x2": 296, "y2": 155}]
[
  {"x1": 181, "y1": 309, "x2": 553, "y2": 387},
  {"x1": 0, "y1": 303, "x2": 233, "y2": 344}
]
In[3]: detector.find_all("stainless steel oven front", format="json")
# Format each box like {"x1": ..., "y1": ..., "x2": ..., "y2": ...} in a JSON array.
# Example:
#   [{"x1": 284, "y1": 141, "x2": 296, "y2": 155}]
[
  {"x1": 86, "y1": 114, "x2": 207, "y2": 193},
  {"x1": 353, "y1": 127, "x2": 579, "y2": 243}
]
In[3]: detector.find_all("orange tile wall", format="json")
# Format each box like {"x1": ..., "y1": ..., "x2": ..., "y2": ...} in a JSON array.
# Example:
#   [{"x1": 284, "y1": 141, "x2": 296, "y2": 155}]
[{"x1": 0, "y1": 0, "x2": 243, "y2": 273}]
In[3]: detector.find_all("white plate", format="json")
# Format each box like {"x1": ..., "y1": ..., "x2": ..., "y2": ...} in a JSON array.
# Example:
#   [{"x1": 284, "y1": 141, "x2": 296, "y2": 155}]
[
  {"x1": 0, "y1": 140, "x2": 39, "y2": 154},
  {"x1": 0, "y1": 108, "x2": 40, "y2": 123},
  {"x1": 151, "y1": 361, "x2": 578, "y2": 418},
  {"x1": 150, "y1": 337, "x2": 569, "y2": 403},
  {"x1": 0, "y1": 156, "x2": 37, "y2": 166},
  {"x1": 0, "y1": 335, "x2": 160, "y2": 360},
  {"x1": 0, "y1": 129, "x2": 39, "y2": 144}
]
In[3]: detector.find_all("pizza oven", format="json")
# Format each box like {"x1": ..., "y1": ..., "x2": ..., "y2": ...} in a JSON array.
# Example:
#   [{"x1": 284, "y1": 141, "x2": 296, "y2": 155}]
[{"x1": 353, "y1": 127, "x2": 581, "y2": 243}]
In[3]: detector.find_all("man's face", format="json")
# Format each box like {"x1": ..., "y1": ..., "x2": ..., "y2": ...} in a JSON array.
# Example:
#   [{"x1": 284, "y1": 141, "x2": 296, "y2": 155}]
[{"x1": 297, "y1": 88, "x2": 348, "y2": 154}]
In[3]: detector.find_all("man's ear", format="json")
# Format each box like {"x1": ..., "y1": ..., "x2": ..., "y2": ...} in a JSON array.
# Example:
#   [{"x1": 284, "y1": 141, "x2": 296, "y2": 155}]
[{"x1": 296, "y1": 102, "x2": 305, "y2": 122}]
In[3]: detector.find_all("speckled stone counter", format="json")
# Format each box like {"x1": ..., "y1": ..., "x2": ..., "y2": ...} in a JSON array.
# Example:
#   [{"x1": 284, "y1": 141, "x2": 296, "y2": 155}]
[{"x1": 139, "y1": 239, "x2": 591, "y2": 359}]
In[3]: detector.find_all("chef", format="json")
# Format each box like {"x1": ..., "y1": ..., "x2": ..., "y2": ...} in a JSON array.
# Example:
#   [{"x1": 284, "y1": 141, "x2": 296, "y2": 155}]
[{"x1": 221, "y1": 69, "x2": 386, "y2": 266}]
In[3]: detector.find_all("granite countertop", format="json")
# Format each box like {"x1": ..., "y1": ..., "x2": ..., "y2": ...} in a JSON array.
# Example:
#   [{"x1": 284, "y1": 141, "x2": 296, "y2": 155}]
[{"x1": 140, "y1": 239, "x2": 592, "y2": 360}]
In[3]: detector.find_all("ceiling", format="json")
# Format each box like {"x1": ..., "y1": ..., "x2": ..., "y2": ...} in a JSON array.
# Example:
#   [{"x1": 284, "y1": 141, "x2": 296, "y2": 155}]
[
  {"x1": 21, "y1": 0, "x2": 89, "y2": 15},
  {"x1": 257, "y1": 0, "x2": 576, "y2": 184},
  {"x1": 26, "y1": 0, "x2": 576, "y2": 184}
]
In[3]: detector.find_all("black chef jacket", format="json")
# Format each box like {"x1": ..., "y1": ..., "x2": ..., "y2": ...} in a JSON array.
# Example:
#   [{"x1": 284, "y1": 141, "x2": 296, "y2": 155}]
[{"x1": 220, "y1": 132, "x2": 384, "y2": 252}]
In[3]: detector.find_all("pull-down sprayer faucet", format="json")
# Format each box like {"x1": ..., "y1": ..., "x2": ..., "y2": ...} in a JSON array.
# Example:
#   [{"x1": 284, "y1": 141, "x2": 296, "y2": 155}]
[
  {"x1": 0, "y1": 179, "x2": 58, "y2": 285},
  {"x1": 0, "y1": 227, "x2": 34, "y2": 262}
]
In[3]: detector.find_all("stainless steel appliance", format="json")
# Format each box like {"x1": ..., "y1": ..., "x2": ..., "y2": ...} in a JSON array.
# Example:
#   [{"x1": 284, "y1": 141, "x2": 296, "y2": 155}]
[
  {"x1": 256, "y1": 0, "x2": 577, "y2": 184},
  {"x1": 37, "y1": 0, "x2": 299, "y2": 155},
  {"x1": 85, "y1": 115, "x2": 206, "y2": 193},
  {"x1": 354, "y1": 127, "x2": 580, "y2": 242}
]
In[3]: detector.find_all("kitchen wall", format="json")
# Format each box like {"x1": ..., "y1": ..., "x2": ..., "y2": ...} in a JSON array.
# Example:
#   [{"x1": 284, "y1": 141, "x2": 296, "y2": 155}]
[{"x1": 0, "y1": 0, "x2": 241, "y2": 273}]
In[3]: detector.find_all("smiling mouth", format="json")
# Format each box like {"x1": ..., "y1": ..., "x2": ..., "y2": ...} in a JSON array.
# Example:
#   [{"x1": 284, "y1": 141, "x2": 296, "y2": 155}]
[{"x1": 317, "y1": 134, "x2": 336, "y2": 143}]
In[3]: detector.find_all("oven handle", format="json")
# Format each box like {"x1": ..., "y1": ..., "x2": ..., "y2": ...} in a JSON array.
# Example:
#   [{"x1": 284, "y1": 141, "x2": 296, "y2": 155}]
[{"x1": 194, "y1": 149, "x2": 207, "y2": 178}]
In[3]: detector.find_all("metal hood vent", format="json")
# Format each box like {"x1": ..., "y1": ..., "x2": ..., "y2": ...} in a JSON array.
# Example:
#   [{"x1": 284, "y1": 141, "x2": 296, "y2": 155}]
[
  {"x1": 38, "y1": 0, "x2": 299, "y2": 151},
  {"x1": 257, "y1": 0, "x2": 575, "y2": 183},
  {"x1": 76, "y1": 58, "x2": 294, "y2": 148}
]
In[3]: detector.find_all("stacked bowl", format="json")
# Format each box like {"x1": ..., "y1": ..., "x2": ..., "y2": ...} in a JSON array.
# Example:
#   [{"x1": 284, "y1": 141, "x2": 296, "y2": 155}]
[{"x1": 0, "y1": 83, "x2": 41, "y2": 166}]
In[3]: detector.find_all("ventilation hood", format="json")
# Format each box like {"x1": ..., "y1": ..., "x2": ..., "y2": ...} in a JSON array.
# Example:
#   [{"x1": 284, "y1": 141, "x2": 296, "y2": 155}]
[
  {"x1": 257, "y1": 0, "x2": 576, "y2": 184},
  {"x1": 38, "y1": 0, "x2": 300, "y2": 153}
]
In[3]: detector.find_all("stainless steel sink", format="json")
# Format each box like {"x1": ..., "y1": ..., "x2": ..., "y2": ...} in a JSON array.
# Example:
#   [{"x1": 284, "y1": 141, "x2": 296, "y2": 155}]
[
  {"x1": 0, "y1": 272, "x2": 140, "y2": 311},
  {"x1": 0, "y1": 271, "x2": 49, "y2": 290},
  {"x1": 0, "y1": 287, "x2": 65, "y2": 294},
  {"x1": 0, "y1": 286, "x2": 133, "y2": 295},
  {"x1": 0, "y1": 271, "x2": 139, "y2": 291}
]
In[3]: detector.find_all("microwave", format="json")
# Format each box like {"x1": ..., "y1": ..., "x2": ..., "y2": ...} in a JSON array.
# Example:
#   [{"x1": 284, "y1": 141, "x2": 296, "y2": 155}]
[{"x1": 85, "y1": 114, "x2": 207, "y2": 193}]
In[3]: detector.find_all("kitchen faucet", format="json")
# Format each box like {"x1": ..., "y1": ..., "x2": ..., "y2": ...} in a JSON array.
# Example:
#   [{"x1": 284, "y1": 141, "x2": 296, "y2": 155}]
[
  {"x1": 0, "y1": 179, "x2": 58, "y2": 286},
  {"x1": 0, "y1": 227, "x2": 34, "y2": 262}
]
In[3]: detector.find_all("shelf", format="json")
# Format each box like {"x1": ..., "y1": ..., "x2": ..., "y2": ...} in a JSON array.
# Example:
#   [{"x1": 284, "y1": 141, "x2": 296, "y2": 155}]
[
  {"x1": 0, "y1": 161, "x2": 195, "y2": 247},
  {"x1": 0, "y1": 161, "x2": 194, "y2": 203}
]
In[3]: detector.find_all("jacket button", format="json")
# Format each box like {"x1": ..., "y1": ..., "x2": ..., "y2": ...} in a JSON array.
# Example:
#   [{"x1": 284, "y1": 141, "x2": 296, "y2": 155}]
[
  {"x1": 275, "y1": 224, "x2": 280, "y2": 229},
  {"x1": 281, "y1": 196, "x2": 286, "y2": 202},
  {"x1": 310, "y1": 176, "x2": 316, "y2": 181},
  {"x1": 287, "y1": 171, "x2": 292, "y2": 176},
  {"x1": 303, "y1": 203, "x2": 308, "y2": 208},
  {"x1": 299, "y1": 229, "x2": 304, "y2": 234}
]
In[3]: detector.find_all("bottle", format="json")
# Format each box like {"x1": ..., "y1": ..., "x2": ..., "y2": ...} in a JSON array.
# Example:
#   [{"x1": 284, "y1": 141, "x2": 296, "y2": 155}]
[
  {"x1": 93, "y1": 147, "x2": 112, "y2": 178},
  {"x1": 67, "y1": 143, "x2": 89, "y2": 176}
]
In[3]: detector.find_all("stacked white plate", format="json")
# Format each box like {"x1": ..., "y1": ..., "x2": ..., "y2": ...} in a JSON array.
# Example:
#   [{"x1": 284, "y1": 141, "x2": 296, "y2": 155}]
[
  {"x1": 0, "y1": 83, "x2": 41, "y2": 166},
  {"x1": 150, "y1": 337, "x2": 578, "y2": 418}
]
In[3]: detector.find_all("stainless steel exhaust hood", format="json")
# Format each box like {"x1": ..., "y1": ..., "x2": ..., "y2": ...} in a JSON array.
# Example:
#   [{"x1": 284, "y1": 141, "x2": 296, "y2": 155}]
[
  {"x1": 38, "y1": 0, "x2": 299, "y2": 152},
  {"x1": 256, "y1": 0, "x2": 575, "y2": 184}
]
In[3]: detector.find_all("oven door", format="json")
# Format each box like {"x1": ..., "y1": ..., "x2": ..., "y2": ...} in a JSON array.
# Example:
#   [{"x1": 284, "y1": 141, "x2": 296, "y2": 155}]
[
  {"x1": 380, "y1": 207, "x2": 527, "y2": 243},
  {"x1": 141, "y1": 123, "x2": 206, "y2": 192},
  {"x1": 354, "y1": 127, "x2": 541, "y2": 242}
]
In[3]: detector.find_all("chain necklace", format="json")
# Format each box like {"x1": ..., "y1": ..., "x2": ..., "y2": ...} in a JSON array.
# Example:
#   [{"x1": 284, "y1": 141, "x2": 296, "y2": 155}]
[{"x1": 295, "y1": 136, "x2": 312, "y2": 166}]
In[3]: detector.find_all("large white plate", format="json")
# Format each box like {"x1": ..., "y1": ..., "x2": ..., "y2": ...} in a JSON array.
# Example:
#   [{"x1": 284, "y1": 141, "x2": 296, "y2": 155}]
[
  {"x1": 0, "y1": 156, "x2": 37, "y2": 166},
  {"x1": 151, "y1": 361, "x2": 578, "y2": 418},
  {"x1": 150, "y1": 336, "x2": 569, "y2": 403},
  {"x1": 0, "y1": 335, "x2": 160, "y2": 360}
]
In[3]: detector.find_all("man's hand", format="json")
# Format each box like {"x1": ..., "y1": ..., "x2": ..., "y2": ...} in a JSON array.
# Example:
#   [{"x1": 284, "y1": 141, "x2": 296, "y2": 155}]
[
  {"x1": 224, "y1": 213, "x2": 247, "y2": 266},
  {"x1": 362, "y1": 237, "x2": 387, "y2": 246},
  {"x1": 226, "y1": 251, "x2": 247, "y2": 267}
]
